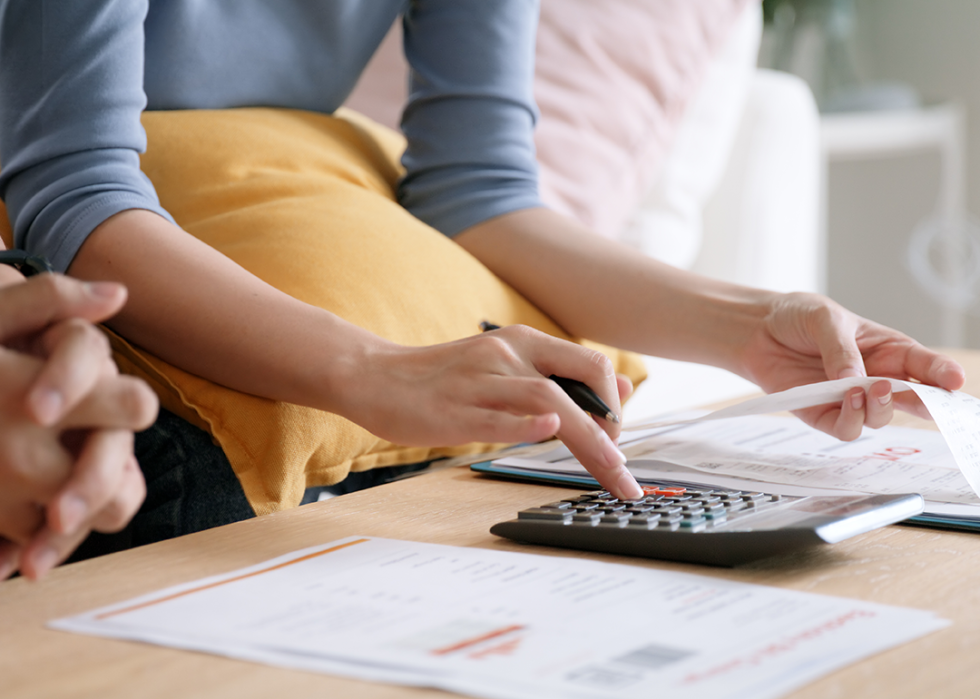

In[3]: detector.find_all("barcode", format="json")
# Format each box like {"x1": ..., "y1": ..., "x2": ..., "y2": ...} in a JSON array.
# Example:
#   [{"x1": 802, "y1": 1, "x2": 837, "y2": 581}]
[
  {"x1": 565, "y1": 666, "x2": 641, "y2": 689},
  {"x1": 614, "y1": 642, "x2": 694, "y2": 670}
]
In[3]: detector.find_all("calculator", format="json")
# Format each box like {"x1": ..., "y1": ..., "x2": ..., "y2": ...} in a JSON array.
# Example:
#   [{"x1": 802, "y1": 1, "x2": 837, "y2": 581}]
[{"x1": 490, "y1": 485, "x2": 924, "y2": 566}]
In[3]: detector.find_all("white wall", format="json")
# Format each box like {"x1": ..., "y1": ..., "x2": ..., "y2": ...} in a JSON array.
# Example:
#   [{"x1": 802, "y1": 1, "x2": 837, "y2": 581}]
[
  {"x1": 821, "y1": 0, "x2": 980, "y2": 348},
  {"x1": 854, "y1": 0, "x2": 980, "y2": 213}
]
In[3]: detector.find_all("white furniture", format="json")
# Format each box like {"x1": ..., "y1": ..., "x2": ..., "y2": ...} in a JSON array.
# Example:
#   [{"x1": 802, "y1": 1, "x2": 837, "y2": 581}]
[
  {"x1": 623, "y1": 67, "x2": 821, "y2": 421},
  {"x1": 623, "y1": 41, "x2": 822, "y2": 421},
  {"x1": 820, "y1": 104, "x2": 968, "y2": 347}
]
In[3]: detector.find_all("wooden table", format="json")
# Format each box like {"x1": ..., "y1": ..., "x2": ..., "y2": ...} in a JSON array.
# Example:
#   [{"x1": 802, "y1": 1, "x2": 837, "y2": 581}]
[{"x1": 3, "y1": 350, "x2": 979, "y2": 699}]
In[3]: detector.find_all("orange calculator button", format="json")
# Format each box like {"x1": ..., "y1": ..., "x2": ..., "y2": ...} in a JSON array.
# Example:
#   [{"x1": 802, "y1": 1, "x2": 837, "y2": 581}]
[{"x1": 642, "y1": 486, "x2": 687, "y2": 496}]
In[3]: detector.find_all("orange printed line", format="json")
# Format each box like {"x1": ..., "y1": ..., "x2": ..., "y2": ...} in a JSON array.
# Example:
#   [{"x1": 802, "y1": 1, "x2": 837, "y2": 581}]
[
  {"x1": 95, "y1": 538, "x2": 371, "y2": 620},
  {"x1": 431, "y1": 625, "x2": 525, "y2": 656}
]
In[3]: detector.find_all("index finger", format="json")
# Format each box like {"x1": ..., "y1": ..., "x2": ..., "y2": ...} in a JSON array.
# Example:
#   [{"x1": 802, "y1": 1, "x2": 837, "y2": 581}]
[
  {"x1": 27, "y1": 319, "x2": 117, "y2": 426},
  {"x1": 0, "y1": 275, "x2": 127, "y2": 343}
]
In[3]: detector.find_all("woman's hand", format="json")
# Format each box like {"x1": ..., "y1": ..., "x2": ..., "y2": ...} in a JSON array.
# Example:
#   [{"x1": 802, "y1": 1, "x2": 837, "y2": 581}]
[
  {"x1": 0, "y1": 275, "x2": 158, "y2": 580},
  {"x1": 740, "y1": 292, "x2": 966, "y2": 440},
  {"x1": 349, "y1": 325, "x2": 643, "y2": 499}
]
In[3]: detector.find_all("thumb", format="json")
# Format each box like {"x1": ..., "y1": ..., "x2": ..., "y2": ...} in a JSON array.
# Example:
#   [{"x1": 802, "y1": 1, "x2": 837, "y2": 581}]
[
  {"x1": 0, "y1": 276, "x2": 127, "y2": 343},
  {"x1": 812, "y1": 311, "x2": 866, "y2": 380}
]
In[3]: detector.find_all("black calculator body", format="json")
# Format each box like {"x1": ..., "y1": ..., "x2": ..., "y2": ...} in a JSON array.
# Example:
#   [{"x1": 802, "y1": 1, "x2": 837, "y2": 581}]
[{"x1": 490, "y1": 485, "x2": 924, "y2": 567}]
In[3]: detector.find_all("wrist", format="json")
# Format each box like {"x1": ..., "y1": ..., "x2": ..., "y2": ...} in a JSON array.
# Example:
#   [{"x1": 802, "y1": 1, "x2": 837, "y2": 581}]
[
  {"x1": 663, "y1": 281, "x2": 777, "y2": 371},
  {"x1": 305, "y1": 317, "x2": 401, "y2": 419}
]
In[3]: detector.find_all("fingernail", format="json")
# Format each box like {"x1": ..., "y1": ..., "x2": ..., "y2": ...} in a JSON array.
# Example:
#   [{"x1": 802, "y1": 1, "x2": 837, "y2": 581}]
[
  {"x1": 60, "y1": 495, "x2": 87, "y2": 535},
  {"x1": 878, "y1": 391, "x2": 892, "y2": 406},
  {"x1": 29, "y1": 388, "x2": 62, "y2": 425},
  {"x1": 32, "y1": 546, "x2": 59, "y2": 577},
  {"x1": 850, "y1": 391, "x2": 864, "y2": 410},
  {"x1": 84, "y1": 281, "x2": 119, "y2": 298},
  {"x1": 617, "y1": 471, "x2": 643, "y2": 500}
]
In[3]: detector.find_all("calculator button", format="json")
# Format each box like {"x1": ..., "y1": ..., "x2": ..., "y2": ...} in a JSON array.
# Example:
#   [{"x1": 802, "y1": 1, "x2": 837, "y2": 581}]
[
  {"x1": 628, "y1": 514, "x2": 662, "y2": 528},
  {"x1": 695, "y1": 496, "x2": 722, "y2": 506},
  {"x1": 651, "y1": 505, "x2": 682, "y2": 516},
  {"x1": 572, "y1": 503, "x2": 599, "y2": 511},
  {"x1": 624, "y1": 506, "x2": 654, "y2": 514},
  {"x1": 572, "y1": 512, "x2": 602, "y2": 524},
  {"x1": 518, "y1": 508, "x2": 572, "y2": 521},
  {"x1": 544, "y1": 502, "x2": 572, "y2": 509},
  {"x1": 597, "y1": 504, "x2": 627, "y2": 513},
  {"x1": 600, "y1": 513, "x2": 631, "y2": 525},
  {"x1": 643, "y1": 486, "x2": 686, "y2": 496}
]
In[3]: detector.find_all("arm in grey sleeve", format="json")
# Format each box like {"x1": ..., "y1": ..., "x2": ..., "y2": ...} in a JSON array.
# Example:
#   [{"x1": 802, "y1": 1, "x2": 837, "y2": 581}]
[
  {"x1": 0, "y1": 0, "x2": 175, "y2": 273},
  {"x1": 398, "y1": 0, "x2": 543, "y2": 237}
]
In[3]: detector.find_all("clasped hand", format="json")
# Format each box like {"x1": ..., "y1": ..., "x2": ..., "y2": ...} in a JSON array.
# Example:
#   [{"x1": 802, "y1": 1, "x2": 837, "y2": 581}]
[{"x1": 0, "y1": 275, "x2": 158, "y2": 580}]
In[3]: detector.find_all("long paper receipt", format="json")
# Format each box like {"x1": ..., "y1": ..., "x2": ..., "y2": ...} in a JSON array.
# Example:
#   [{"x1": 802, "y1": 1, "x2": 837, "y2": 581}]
[
  {"x1": 626, "y1": 377, "x2": 980, "y2": 498},
  {"x1": 52, "y1": 537, "x2": 946, "y2": 699}
]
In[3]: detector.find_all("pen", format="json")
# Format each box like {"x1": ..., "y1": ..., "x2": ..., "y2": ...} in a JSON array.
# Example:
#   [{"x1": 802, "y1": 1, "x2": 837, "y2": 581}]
[{"x1": 479, "y1": 321, "x2": 620, "y2": 424}]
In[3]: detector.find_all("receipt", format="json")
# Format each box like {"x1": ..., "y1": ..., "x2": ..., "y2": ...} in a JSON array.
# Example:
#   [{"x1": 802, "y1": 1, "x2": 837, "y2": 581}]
[{"x1": 625, "y1": 377, "x2": 980, "y2": 498}]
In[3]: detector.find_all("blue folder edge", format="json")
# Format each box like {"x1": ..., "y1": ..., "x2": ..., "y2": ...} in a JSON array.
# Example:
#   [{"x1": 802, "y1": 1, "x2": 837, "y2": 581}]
[{"x1": 470, "y1": 461, "x2": 980, "y2": 533}]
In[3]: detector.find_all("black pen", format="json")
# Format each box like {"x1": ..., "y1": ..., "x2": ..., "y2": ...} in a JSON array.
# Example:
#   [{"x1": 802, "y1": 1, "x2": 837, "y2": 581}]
[{"x1": 479, "y1": 321, "x2": 620, "y2": 424}]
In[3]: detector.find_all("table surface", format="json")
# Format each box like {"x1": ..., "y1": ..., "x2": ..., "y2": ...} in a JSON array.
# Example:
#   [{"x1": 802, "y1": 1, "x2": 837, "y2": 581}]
[{"x1": 3, "y1": 350, "x2": 980, "y2": 699}]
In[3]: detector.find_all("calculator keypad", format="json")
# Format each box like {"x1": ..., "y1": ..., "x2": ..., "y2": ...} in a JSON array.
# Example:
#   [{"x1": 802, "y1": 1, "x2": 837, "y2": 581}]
[{"x1": 516, "y1": 486, "x2": 785, "y2": 533}]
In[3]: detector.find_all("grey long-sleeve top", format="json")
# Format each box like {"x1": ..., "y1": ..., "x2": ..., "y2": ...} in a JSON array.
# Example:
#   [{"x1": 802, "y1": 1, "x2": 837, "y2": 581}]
[{"x1": 0, "y1": 0, "x2": 542, "y2": 272}]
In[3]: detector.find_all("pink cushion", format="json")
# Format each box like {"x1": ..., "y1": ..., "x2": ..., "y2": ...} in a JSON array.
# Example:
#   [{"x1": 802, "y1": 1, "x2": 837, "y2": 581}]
[{"x1": 344, "y1": 0, "x2": 753, "y2": 238}]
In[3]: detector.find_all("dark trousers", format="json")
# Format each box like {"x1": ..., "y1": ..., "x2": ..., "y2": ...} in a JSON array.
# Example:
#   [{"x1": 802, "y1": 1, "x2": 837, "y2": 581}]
[{"x1": 71, "y1": 408, "x2": 428, "y2": 562}]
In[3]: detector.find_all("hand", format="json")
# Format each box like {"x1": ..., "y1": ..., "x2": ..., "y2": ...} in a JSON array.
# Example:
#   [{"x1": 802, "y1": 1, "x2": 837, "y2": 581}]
[
  {"x1": 740, "y1": 292, "x2": 966, "y2": 440},
  {"x1": 0, "y1": 275, "x2": 158, "y2": 581},
  {"x1": 349, "y1": 325, "x2": 643, "y2": 499}
]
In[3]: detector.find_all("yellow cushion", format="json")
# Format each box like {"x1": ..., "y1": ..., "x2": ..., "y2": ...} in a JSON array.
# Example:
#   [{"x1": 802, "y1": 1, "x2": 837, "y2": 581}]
[{"x1": 0, "y1": 108, "x2": 646, "y2": 515}]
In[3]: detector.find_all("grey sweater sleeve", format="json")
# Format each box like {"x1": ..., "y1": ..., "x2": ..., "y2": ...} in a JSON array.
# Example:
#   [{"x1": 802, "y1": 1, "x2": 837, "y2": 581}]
[
  {"x1": 398, "y1": 0, "x2": 543, "y2": 236},
  {"x1": 0, "y1": 0, "x2": 543, "y2": 272},
  {"x1": 0, "y1": 0, "x2": 174, "y2": 273}
]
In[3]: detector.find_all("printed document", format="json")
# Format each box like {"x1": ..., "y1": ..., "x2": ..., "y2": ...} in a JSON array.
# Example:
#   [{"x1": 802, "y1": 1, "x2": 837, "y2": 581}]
[
  {"x1": 495, "y1": 377, "x2": 980, "y2": 519},
  {"x1": 53, "y1": 536, "x2": 946, "y2": 699}
]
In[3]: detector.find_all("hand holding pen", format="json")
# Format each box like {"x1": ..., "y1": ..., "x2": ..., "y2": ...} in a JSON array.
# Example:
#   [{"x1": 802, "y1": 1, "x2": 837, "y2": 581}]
[
  {"x1": 478, "y1": 322, "x2": 641, "y2": 499},
  {"x1": 481, "y1": 322, "x2": 619, "y2": 423}
]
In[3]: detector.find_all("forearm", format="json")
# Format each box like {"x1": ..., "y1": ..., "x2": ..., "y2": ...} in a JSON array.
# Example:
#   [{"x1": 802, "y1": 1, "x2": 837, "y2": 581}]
[
  {"x1": 455, "y1": 208, "x2": 776, "y2": 373},
  {"x1": 67, "y1": 209, "x2": 385, "y2": 413}
]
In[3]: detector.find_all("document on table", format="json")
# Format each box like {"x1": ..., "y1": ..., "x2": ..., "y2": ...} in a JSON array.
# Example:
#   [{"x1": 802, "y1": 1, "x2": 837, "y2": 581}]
[
  {"x1": 491, "y1": 377, "x2": 980, "y2": 521},
  {"x1": 625, "y1": 376, "x2": 980, "y2": 498},
  {"x1": 53, "y1": 536, "x2": 946, "y2": 699}
]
